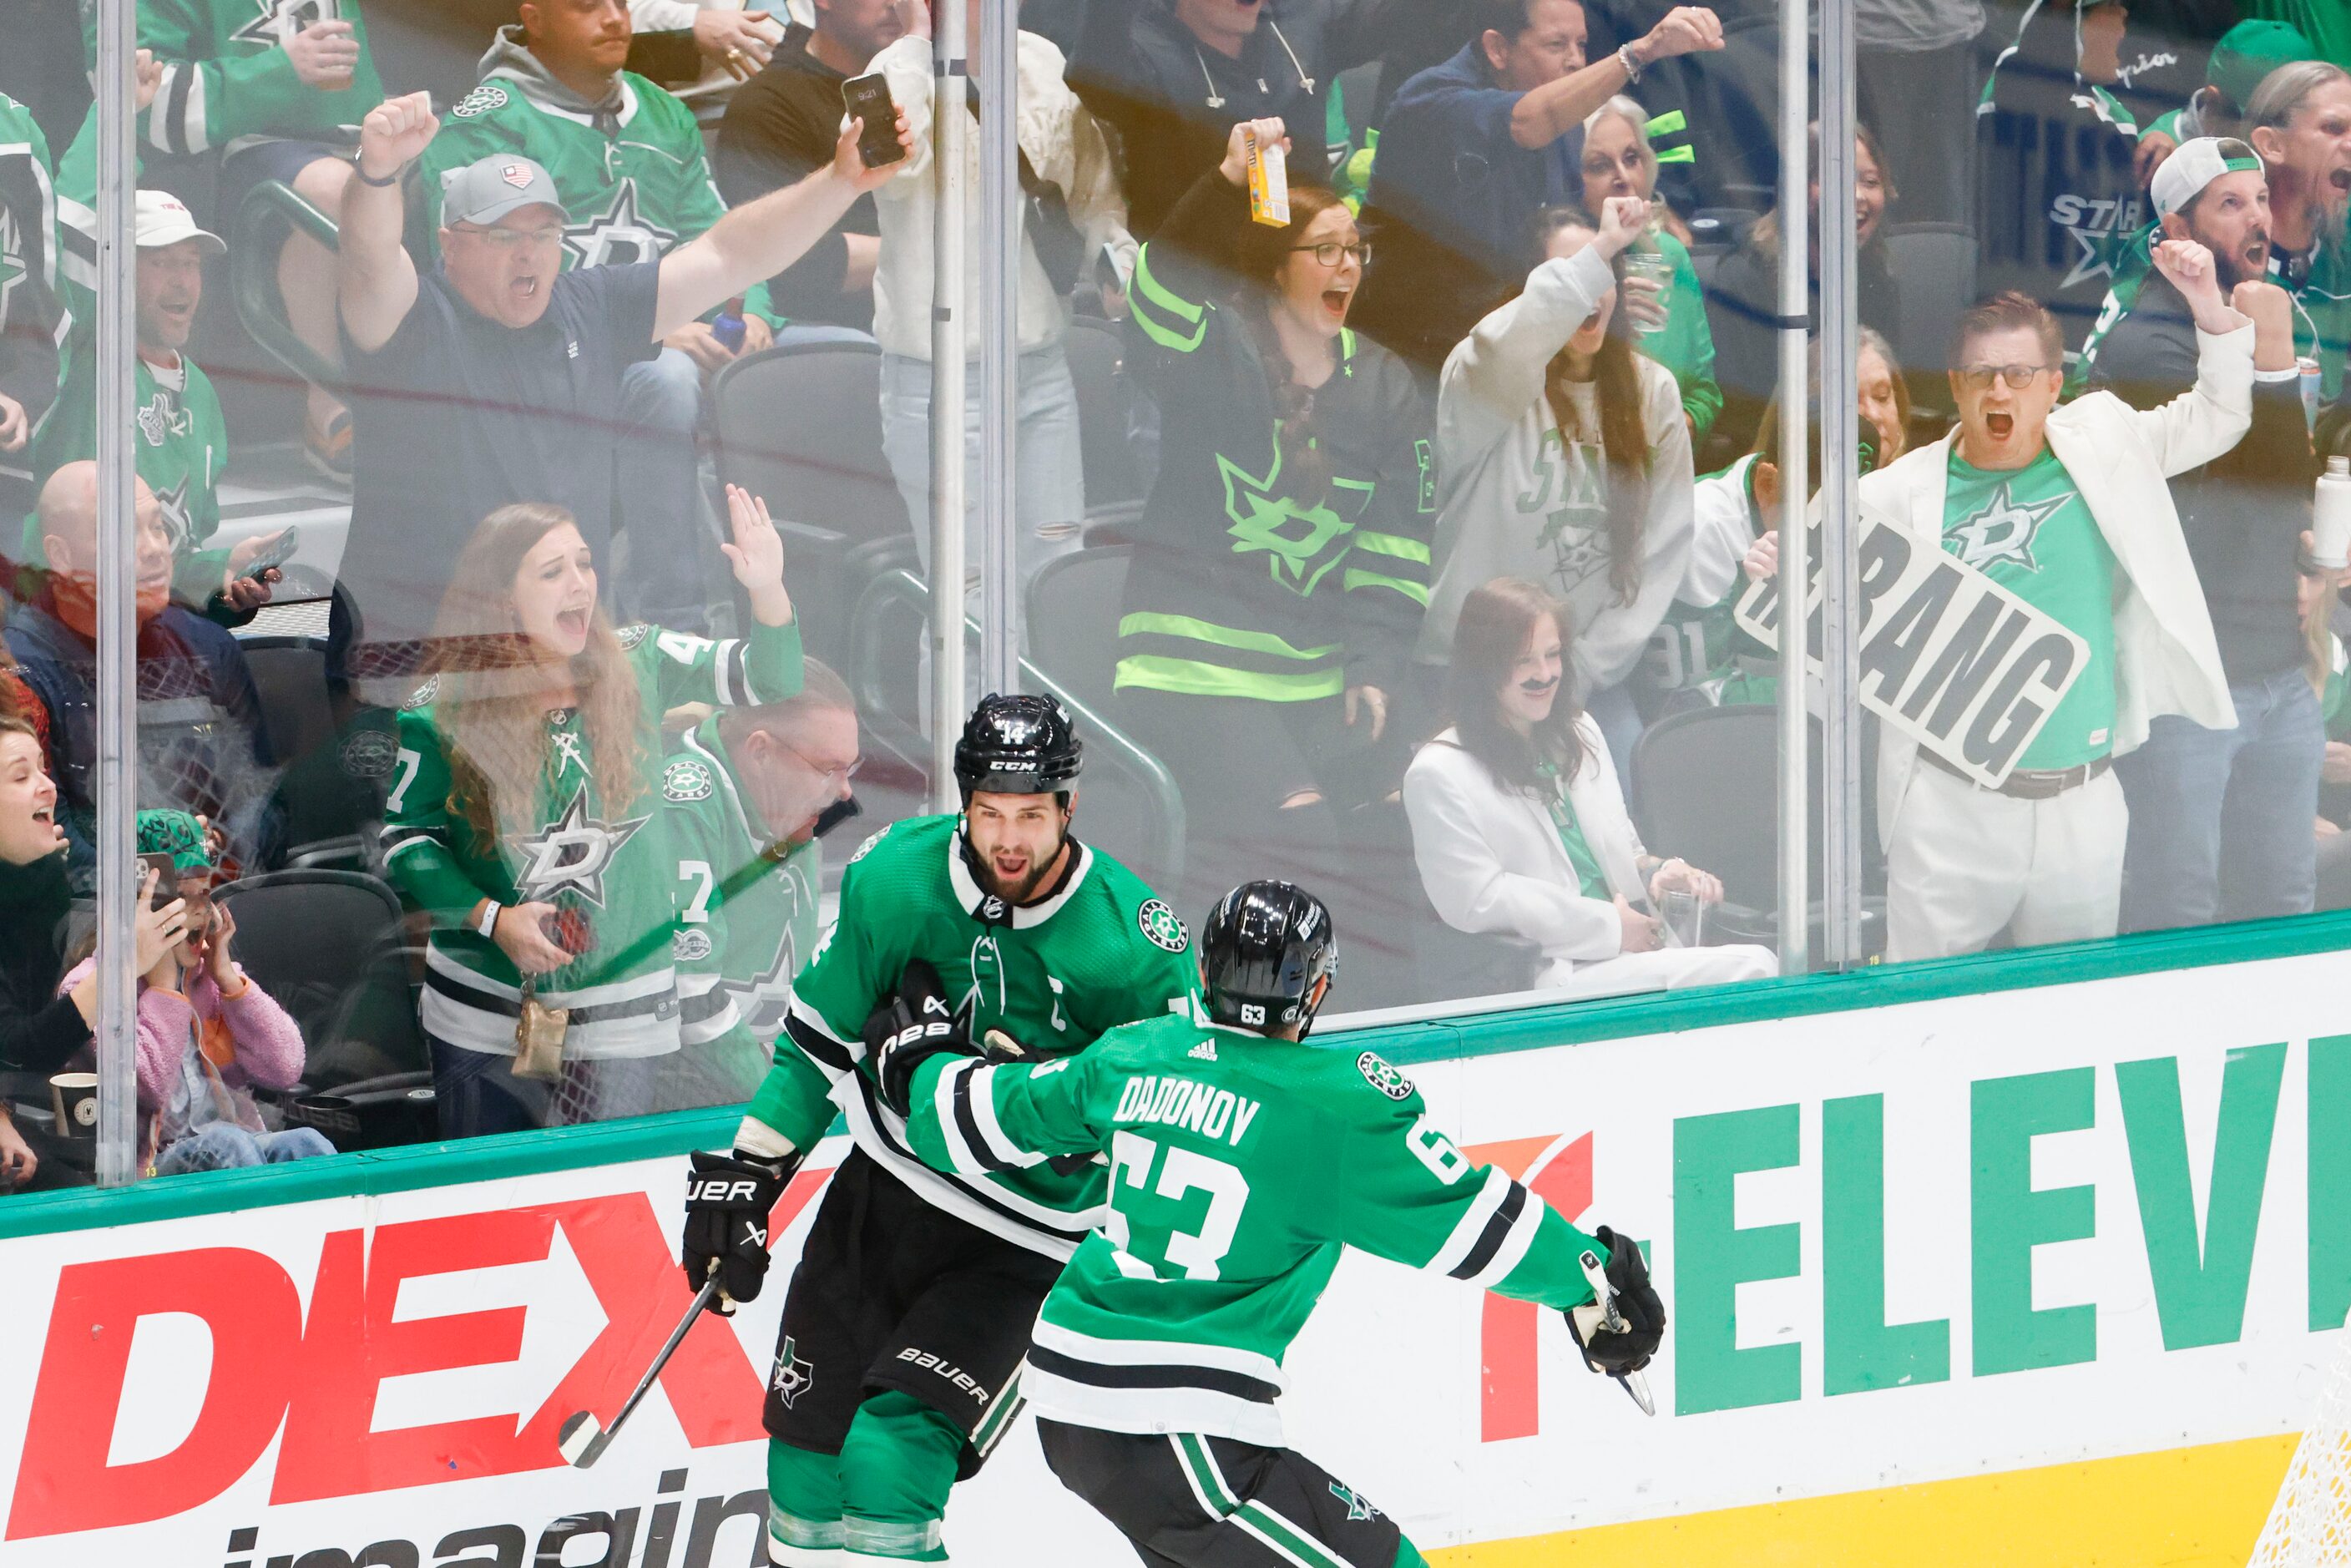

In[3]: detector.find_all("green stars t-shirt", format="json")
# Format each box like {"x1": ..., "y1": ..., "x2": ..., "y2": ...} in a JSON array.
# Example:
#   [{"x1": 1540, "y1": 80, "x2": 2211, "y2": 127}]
[{"x1": 1941, "y1": 448, "x2": 2117, "y2": 771}]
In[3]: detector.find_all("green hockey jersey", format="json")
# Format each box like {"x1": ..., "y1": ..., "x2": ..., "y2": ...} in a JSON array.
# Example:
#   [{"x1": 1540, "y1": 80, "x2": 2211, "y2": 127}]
[
  {"x1": 0, "y1": 94, "x2": 63, "y2": 434},
  {"x1": 662, "y1": 715, "x2": 824, "y2": 1099},
  {"x1": 751, "y1": 813, "x2": 1200, "y2": 1258},
  {"x1": 420, "y1": 38, "x2": 781, "y2": 328},
  {"x1": 382, "y1": 619, "x2": 803, "y2": 1060},
  {"x1": 902, "y1": 1014, "x2": 1604, "y2": 1444},
  {"x1": 2079, "y1": 222, "x2": 2351, "y2": 403},
  {"x1": 83, "y1": 0, "x2": 387, "y2": 157},
  {"x1": 28, "y1": 339, "x2": 230, "y2": 609}
]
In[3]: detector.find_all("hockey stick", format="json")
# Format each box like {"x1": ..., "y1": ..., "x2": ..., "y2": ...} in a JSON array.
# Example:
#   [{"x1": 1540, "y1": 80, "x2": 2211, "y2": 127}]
[
  {"x1": 1578, "y1": 1250, "x2": 1657, "y2": 1417},
  {"x1": 558, "y1": 1277, "x2": 723, "y2": 1468}
]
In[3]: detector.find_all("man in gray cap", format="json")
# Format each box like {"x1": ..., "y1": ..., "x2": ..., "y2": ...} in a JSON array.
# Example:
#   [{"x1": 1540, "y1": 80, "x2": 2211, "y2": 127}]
[
  {"x1": 2087, "y1": 136, "x2": 2318, "y2": 935},
  {"x1": 331, "y1": 89, "x2": 905, "y2": 675}
]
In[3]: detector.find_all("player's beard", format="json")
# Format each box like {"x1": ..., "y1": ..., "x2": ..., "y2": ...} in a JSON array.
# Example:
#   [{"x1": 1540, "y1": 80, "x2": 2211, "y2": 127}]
[{"x1": 972, "y1": 828, "x2": 1068, "y2": 907}]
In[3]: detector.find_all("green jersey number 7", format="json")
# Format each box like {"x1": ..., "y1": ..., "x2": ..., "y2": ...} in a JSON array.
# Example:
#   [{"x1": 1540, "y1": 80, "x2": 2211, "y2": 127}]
[{"x1": 1105, "y1": 1130, "x2": 1251, "y2": 1282}]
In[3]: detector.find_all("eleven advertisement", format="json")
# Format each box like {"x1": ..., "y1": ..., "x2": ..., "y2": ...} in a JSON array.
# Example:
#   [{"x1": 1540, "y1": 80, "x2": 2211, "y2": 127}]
[{"x1": 3, "y1": 948, "x2": 2349, "y2": 1564}]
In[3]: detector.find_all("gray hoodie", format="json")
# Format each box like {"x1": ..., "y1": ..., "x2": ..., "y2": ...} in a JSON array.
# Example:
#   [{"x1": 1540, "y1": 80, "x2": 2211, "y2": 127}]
[{"x1": 478, "y1": 24, "x2": 625, "y2": 120}]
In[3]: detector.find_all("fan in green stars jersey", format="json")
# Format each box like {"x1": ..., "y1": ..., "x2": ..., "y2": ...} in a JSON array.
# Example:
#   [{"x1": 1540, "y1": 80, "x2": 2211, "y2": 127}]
[
  {"x1": 659, "y1": 660, "x2": 859, "y2": 1110},
  {"x1": 874, "y1": 880, "x2": 1665, "y2": 1568},
  {"x1": 677, "y1": 695, "x2": 1200, "y2": 1568}
]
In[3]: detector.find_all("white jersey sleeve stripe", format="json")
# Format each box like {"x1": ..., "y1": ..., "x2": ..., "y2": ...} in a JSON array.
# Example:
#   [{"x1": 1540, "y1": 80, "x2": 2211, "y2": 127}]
[
  {"x1": 1464, "y1": 1191, "x2": 1550, "y2": 1292},
  {"x1": 968, "y1": 1063, "x2": 1045, "y2": 1168},
  {"x1": 933, "y1": 1058, "x2": 993, "y2": 1181},
  {"x1": 1423, "y1": 1166, "x2": 1513, "y2": 1278}
]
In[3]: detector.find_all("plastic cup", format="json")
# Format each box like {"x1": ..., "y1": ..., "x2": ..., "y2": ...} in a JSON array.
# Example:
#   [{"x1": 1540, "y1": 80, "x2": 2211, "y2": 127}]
[
  {"x1": 1660, "y1": 889, "x2": 1705, "y2": 948},
  {"x1": 1624, "y1": 250, "x2": 1674, "y2": 336},
  {"x1": 48, "y1": 1073, "x2": 99, "y2": 1139}
]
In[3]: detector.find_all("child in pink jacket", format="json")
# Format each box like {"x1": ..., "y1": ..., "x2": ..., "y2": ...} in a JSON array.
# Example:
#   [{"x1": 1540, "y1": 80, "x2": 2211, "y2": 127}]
[{"x1": 58, "y1": 812, "x2": 333, "y2": 1175}]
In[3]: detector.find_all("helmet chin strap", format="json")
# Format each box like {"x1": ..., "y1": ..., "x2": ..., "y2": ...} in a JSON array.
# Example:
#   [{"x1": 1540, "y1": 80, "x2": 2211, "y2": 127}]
[{"x1": 1294, "y1": 974, "x2": 1333, "y2": 1041}]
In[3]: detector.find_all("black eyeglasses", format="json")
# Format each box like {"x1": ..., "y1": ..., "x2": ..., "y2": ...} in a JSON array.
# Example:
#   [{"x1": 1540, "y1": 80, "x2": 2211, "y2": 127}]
[
  {"x1": 781, "y1": 737, "x2": 862, "y2": 783},
  {"x1": 1290, "y1": 240, "x2": 1371, "y2": 269},
  {"x1": 1958, "y1": 363, "x2": 2050, "y2": 390}
]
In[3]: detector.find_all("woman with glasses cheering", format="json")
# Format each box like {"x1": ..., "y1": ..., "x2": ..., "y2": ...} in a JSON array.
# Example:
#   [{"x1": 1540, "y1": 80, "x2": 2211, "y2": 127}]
[{"x1": 1115, "y1": 116, "x2": 1436, "y2": 922}]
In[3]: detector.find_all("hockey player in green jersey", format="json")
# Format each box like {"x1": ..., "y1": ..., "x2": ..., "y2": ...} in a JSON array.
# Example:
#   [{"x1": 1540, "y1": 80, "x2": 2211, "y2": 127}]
[
  {"x1": 661, "y1": 660, "x2": 859, "y2": 1107},
  {"x1": 417, "y1": 0, "x2": 786, "y2": 629},
  {"x1": 677, "y1": 695, "x2": 1201, "y2": 1567},
  {"x1": 877, "y1": 880, "x2": 1666, "y2": 1568},
  {"x1": 382, "y1": 484, "x2": 802, "y2": 1136}
]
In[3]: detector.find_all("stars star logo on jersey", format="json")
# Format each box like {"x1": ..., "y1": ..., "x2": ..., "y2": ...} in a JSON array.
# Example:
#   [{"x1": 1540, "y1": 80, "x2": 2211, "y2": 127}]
[
  {"x1": 1536, "y1": 511, "x2": 1610, "y2": 596},
  {"x1": 662, "y1": 758, "x2": 715, "y2": 802},
  {"x1": 1217, "y1": 448, "x2": 1361, "y2": 597},
  {"x1": 508, "y1": 786, "x2": 650, "y2": 907},
  {"x1": 230, "y1": 0, "x2": 343, "y2": 48},
  {"x1": 1947, "y1": 481, "x2": 2070, "y2": 574},
  {"x1": 1138, "y1": 899, "x2": 1188, "y2": 953},
  {"x1": 563, "y1": 179, "x2": 678, "y2": 271},
  {"x1": 1356, "y1": 1050, "x2": 1413, "y2": 1101},
  {"x1": 1329, "y1": 1483, "x2": 1382, "y2": 1522},
  {"x1": 151, "y1": 478, "x2": 195, "y2": 555},
  {"x1": 771, "y1": 1337, "x2": 815, "y2": 1408}
]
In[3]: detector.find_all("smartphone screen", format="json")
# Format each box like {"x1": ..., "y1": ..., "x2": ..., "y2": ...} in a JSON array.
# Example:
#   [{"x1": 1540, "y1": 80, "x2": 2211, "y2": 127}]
[
  {"x1": 138, "y1": 852, "x2": 178, "y2": 910},
  {"x1": 842, "y1": 73, "x2": 903, "y2": 169}
]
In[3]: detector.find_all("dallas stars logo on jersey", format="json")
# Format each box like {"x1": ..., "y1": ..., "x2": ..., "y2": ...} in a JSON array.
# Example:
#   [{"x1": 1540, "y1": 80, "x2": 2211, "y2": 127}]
[
  {"x1": 564, "y1": 180, "x2": 679, "y2": 271},
  {"x1": 508, "y1": 786, "x2": 651, "y2": 907},
  {"x1": 229, "y1": 0, "x2": 346, "y2": 48},
  {"x1": 0, "y1": 205, "x2": 25, "y2": 325},
  {"x1": 1515, "y1": 427, "x2": 1610, "y2": 595},
  {"x1": 1329, "y1": 1483, "x2": 1382, "y2": 1522},
  {"x1": 1947, "y1": 480, "x2": 2070, "y2": 574},
  {"x1": 136, "y1": 390, "x2": 188, "y2": 449},
  {"x1": 1216, "y1": 442, "x2": 1369, "y2": 597},
  {"x1": 771, "y1": 1337, "x2": 814, "y2": 1408}
]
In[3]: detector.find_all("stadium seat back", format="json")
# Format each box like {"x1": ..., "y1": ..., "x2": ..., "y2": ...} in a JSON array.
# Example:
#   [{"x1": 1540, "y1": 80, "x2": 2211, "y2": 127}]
[
  {"x1": 214, "y1": 869, "x2": 428, "y2": 1096},
  {"x1": 1026, "y1": 544, "x2": 1135, "y2": 717},
  {"x1": 241, "y1": 635, "x2": 336, "y2": 766},
  {"x1": 1629, "y1": 704, "x2": 1821, "y2": 910},
  {"x1": 1064, "y1": 316, "x2": 1145, "y2": 521},
  {"x1": 1883, "y1": 221, "x2": 1976, "y2": 381}
]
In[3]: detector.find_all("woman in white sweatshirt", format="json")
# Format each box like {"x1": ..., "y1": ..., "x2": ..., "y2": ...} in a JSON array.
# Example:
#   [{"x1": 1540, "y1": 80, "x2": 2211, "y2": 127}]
[
  {"x1": 1404, "y1": 578, "x2": 1774, "y2": 997},
  {"x1": 1420, "y1": 195, "x2": 1695, "y2": 782}
]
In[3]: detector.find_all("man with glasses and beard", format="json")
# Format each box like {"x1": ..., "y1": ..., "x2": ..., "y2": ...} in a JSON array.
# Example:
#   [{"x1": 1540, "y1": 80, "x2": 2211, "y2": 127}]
[{"x1": 2086, "y1": 139, "x2": 2322, "y2": 934}]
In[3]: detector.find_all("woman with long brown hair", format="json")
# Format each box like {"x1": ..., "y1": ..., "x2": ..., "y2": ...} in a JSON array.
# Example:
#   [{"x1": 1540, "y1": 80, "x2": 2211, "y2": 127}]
[
  {"x1": 1422, "y1": 195, "x2": 1696, "y2": 784},
  {"x1": 1115, "y1": 115, "x2": 1434, "y2": 916},
  {"x1": 1403, "y1": 577, "x2": 1771, "y2": 994},
  {"x1": 383, "y1": 486, "x2": 803, "y2": 1137}
]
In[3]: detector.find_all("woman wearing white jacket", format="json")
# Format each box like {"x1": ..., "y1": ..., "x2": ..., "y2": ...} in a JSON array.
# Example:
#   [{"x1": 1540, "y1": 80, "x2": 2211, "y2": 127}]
[
  {"x1": 1405, "y1": 578, "x2": 1775, "y2": 996},
  {"x1": 1421, "y1": 195, "x2": 1695, "y2": 780}
]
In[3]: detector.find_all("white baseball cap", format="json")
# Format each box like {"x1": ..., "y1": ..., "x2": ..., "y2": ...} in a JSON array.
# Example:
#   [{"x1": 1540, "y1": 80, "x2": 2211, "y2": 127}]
[
  {"x1": 133, "y1": 189, "x2": 225, "y2": 255},
  {"x1": 2149, "y1": 136, "x2": 2266, "y2": 220}
]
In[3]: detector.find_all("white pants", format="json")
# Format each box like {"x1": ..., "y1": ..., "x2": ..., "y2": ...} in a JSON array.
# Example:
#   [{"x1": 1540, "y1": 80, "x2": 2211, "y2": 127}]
[
  {"x1": 1540, "y1": 942, "x2": 1779, "y2": 995},
  {"x1": 1885, "y1": 761, "x2": 2128, "y2": 963}
]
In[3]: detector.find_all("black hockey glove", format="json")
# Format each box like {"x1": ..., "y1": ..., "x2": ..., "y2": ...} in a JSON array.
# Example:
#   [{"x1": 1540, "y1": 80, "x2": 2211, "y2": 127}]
[
  {"x1": 867, "y1": 958, "x2": 976, "y2": 1117},
  {"x1": 1565, "y1": 1226, "x2": 1666, "y2": 1376},
  {"x1": 682, "y1": 1148, "x2": 796, "y2": 1314}
]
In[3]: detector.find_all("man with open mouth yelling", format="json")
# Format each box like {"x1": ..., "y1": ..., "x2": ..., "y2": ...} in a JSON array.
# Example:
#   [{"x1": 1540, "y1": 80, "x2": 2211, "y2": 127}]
[
  {"x1": 2085, "y1": 138, "x2": 2320, "y2": 938},
  {"x1": 331, "y1": 88, "x2": 908, "y2": 687},
  {"x1": 1845, "y1": 255, "x2": 2252, "y2": 964},
  {"x1": 2242, "y1": 62, "x2": 2351, "y2": 447}
]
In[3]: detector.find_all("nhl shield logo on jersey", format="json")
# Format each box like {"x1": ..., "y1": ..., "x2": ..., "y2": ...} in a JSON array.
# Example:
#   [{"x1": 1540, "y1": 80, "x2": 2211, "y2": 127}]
[
  {"x1": 1138, "y1": 899, "x2": 1188, "y2": 953},
  {"x1": 771, "y1": 1337, "x2": 815, "y2": 1409},
  {"x1": 662, "y1": 758, "x2": 715, "y2": 802},
  {"x1": 672, "y1": 927, "x2": 714, "y2": 963},
  {"x1": 1356, "y1": 1051, "x2": 1413, "y2": 1101}
]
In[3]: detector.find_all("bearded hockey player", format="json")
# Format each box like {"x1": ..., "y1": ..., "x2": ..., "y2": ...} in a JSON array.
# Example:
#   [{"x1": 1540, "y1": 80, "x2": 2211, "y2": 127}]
[
  {"x1": 877, "y1": 880, "x2": 1666, "y2": 1568},
  {"x1": 679, "y1": 694, "x2": 1201, "y2": 1566}
]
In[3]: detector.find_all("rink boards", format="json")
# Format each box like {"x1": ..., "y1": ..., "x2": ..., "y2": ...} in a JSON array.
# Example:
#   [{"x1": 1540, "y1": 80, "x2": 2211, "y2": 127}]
[{"x1": 2, "y1": 922, "x2": 2348, "y2": 1565}]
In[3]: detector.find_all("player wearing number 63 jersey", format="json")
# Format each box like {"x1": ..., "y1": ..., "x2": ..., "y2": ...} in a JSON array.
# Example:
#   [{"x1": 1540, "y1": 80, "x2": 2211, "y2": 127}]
[{"x1": 883, "y1": 881, "x2": 1664, "y2": 1568}]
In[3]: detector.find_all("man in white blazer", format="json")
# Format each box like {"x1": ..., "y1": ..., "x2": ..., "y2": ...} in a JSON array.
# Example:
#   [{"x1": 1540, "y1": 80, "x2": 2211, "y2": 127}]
[{"x1": 1754, "y1": 243, "x2": 2252, "y2": 961}]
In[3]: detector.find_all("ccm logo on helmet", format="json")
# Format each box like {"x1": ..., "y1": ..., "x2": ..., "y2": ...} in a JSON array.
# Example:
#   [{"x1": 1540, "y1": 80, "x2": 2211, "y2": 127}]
[{"x1": 686, "y1": 1178, "x2": 768, "y2": 1203}]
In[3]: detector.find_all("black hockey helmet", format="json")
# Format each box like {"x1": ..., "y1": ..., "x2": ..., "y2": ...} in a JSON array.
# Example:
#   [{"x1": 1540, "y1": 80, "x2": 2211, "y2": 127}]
[
  {"x1": 1201, "y1": 881, "x2": 1338, "y2": 1036},
  {"x1": 954, "y1": 694, "x2": 1083, "y2": 798}
]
